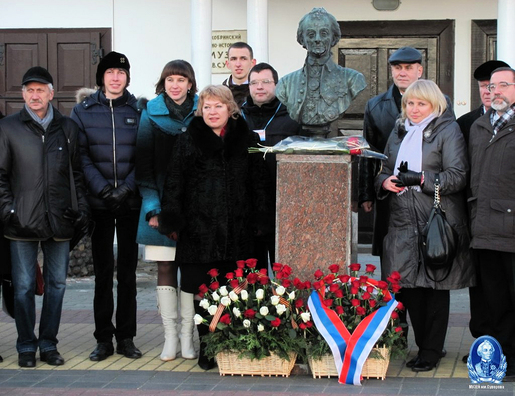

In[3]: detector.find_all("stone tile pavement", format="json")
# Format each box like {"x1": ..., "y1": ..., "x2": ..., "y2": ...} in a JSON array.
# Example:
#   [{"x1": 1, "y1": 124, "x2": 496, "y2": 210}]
[{"x1": 0, "y1": 253, "x2": 512, "y2": 395}]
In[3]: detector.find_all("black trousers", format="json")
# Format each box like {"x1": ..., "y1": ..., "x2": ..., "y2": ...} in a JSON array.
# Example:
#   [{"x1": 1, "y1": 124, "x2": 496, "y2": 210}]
[
  {"x1": 254, "y1": 233, "x2": 275, "y2": 271},
  {"x1": 468, "y1": 249, "x2": 491, "y2": 338},
  {"x1": 403, "y1": 287, "x2": 450, "y2": 364},
  {"x1": 476, "y1": 249, "x2": 515, "y2": 358},
  {"x1": 91, "y1": 209, "x2": 139, "y2": 343}
]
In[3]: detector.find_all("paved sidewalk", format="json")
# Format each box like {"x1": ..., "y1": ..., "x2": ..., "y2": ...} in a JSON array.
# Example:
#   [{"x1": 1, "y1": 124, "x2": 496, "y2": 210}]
[{"x1": 0, "y1": 253, "x2": 512, "y2": 395}]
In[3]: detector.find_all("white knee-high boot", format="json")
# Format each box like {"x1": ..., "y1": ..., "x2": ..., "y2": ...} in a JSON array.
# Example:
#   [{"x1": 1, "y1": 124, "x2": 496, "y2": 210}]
[
  {"x1": 180, "y1": 291, "x2": 197, "y2": 359},
  {"x1": 156, "y1": 286, "x2": 179, "y2": 361}
]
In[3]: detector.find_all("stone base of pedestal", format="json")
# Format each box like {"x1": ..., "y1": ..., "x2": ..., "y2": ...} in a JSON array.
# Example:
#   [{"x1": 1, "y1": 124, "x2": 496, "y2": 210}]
[{"x1": 275, "y1": 154, "x2": 352, "y2": 280}]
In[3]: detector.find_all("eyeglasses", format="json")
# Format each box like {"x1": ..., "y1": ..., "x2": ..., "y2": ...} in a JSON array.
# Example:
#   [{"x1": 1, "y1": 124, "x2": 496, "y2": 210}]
[
  {"x1": 486, "y1": 82, "x2": 515, "y2": 92},
  {"x1": 249, "y1": 79, "x2": 274, "y2": 86}
]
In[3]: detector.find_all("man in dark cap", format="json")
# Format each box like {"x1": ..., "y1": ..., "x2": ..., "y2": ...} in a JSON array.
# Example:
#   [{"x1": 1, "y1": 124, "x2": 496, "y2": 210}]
[
  {"x1": 357, "y1": 46, "x2": 424, "y2": 363},
  {"x1": 468, "y1": 66, "x2": 515, "y2": 381},
  {"x1": 0, "y1": 67, "x2": 90, "y2": 367},
  {"x1": 71, "y1": 51, "x2": 143, "y2": 362},
  {"x1": 359, "y1": 46, "x2": 423, "y2": 258},
  {"x1": 458, "y1": 60, "x2": 510, "y2": 364},
  {"x1": 457, "y1": 60, "x2": 510, "y2": 143}
]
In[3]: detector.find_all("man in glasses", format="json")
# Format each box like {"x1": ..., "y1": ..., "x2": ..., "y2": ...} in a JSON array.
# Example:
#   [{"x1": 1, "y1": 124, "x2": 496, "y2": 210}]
[
  {"x1": 468, "y1": 66, "x2": 515, "y2": 382},
  {"x1": 457, "y1": 60, "x2": 509, "y2": 364},
  {"x1": 457, "y1": 60, "x2": 509, "y2": 143},
  {"x1": 241, "y1": 62, "x2": 300, "y2": 270}
]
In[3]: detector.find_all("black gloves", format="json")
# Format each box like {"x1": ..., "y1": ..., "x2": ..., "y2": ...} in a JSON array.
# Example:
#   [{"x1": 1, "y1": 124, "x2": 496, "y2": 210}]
[
  {"x1": 99, "y1": 184, "x2": 132, "y2": 213},
  {"x1": 98, "y1": 185, "x2": 114, "y2": 200},
  {"x1": 393, "y1": 161, "x2": 423, "y2": 187},
  {"x1": 63, "y1": 207, "x2": 90, "y2": 230}
]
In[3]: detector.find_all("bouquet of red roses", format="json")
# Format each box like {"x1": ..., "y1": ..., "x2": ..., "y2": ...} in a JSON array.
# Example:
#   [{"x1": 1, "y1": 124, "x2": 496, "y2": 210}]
[{"x1": 194, "y1": 259, "x2": 306, "y2": 361}]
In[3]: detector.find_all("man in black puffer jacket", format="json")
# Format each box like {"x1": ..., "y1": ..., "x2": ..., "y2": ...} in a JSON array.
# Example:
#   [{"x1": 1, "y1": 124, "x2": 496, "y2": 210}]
[
  {"x1": 0, "y1": 67, "x2": 90, "y2": 368},
  {"x1": 70, "y1": 51, "x2": 142, "y2": 362},
  {"x1": 241, "y1": 62, "x2": 300, "y2": 269}
]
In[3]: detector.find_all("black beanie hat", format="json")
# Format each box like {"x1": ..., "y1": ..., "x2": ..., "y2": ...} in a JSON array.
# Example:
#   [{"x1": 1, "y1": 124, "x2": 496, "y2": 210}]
[{"x1": 96, "y1": 51, "x2": 130, "y2": 87}]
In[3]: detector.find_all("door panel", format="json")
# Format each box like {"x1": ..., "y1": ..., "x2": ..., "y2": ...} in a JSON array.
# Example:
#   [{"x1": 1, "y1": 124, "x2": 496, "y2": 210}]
[
  {"x1": 0, "y1": 32, "x2": 47, "y2": 98},
  {"x1": 471, "y1": 20, "x2": 497, "y2": 109},
  {"x1": 0, "y1": 29, "x2": 109, "y2": 116},
  {"x1": 48, "y1": 32, "x2": 101, "y2": 98},
  {"x1": 335, "y1": 37, "x2": 438, "y2": 130},
  {"x1": 333, "y1": 20, "x2": 455, "y2": 244}
]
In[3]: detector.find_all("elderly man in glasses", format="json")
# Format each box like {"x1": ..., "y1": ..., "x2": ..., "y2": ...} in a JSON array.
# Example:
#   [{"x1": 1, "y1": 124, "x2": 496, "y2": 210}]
[
  {"x1": 240, "y1": 62, "x2": 300, "y2": 271},
  {"x1": 468, "y1": 66, "x2": 515, "y2": 382},
  {"x1": 456, "y1": 60, "x2": 509, "y2": 364}
]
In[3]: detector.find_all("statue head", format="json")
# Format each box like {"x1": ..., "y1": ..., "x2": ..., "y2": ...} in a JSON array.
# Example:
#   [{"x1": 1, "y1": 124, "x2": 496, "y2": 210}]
[
  {"x1": 296, "y1": 8, "x2": 341, "y2": 59},
  {"x1": 477, "y1": 340, "x2": 494, "y2": 361}
]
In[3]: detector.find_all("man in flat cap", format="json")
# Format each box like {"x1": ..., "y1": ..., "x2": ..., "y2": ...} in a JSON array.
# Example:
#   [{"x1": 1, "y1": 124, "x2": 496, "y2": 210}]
[
  {"x1": 0, "y1": 66, "x2": 90, "y2": 367},
  {"x1": 71, "y1": 51, "x2": 142, "y2": 362},
  {"x1": 359, "y1": 46, "x2": 424, "y2": 260},
  {"x1": 357, "y1": 46, "x2": 424, "y2": 359},
  {"x1": 457, "y1": 60, "x2": 510, "y2": 143}
]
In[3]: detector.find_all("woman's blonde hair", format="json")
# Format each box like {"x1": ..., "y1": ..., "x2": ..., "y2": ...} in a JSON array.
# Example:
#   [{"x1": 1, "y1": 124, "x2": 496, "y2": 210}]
[
  {"x1": 195, "y1": 85, "x2": 239, "y2": 119},
  {"x1": 401, "y1": 79, "x2": 447, "y2": 120}
]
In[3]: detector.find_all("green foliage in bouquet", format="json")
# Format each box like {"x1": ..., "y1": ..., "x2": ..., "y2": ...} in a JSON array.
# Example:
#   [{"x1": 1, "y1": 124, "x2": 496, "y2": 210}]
[{"x1": 195, "y1": 260, "x2": 306, "y2": 361}]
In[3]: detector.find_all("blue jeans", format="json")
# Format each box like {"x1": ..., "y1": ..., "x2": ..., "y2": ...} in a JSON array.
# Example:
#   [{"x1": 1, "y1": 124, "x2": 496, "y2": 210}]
[{"x1": 10, "y1": 239, "x2": 69, "y2": 353}]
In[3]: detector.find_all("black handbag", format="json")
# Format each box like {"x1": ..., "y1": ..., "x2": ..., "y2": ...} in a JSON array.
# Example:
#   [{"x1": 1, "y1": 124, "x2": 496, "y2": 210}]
[{"x1": 420, "y1": 174, "x2": 458, "y2": 282}]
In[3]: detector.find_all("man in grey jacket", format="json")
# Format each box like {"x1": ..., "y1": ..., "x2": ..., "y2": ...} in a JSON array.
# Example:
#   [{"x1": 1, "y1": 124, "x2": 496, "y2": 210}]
[{"x1": 468, "y1": 67, "x2": 515, "y2": 382}]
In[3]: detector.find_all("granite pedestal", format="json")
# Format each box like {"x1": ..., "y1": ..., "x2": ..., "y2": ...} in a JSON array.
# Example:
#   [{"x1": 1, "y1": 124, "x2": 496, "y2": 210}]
[{"x1": 275, "y1": 154, "x2": 352, "y2": 281}]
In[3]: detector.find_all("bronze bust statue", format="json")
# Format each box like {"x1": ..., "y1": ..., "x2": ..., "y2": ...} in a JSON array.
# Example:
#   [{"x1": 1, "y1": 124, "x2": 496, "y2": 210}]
[{"x1": 276, "y1": 8, "x2": 366, "y2": 136}]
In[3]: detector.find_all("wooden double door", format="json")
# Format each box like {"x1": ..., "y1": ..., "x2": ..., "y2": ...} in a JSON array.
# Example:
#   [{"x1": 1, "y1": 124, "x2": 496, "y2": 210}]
[
  {"x1": 329, "y1": 20, "x2": 455, "y2": 243},
  {"x1": 0, "y1": 28, "x2": 111, "y2": 117}
]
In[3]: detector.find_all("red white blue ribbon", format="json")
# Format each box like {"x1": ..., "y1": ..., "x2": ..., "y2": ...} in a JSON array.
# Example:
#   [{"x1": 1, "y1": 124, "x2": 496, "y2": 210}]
[{"x1": 308, "y1": 279, "x2": 398, "y2": 385}]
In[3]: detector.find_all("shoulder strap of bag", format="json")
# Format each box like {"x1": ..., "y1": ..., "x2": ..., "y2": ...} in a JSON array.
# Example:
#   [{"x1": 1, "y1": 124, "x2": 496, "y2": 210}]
[
  {"x1": 68, "y1": 156, "x2": 78, "y2": 211},
  {"x1": 60, "y1": 122, "x2": 79, "y2": 212},
  {"x1": 433, "y1": 173, "x2": 441, "y2": 208}
]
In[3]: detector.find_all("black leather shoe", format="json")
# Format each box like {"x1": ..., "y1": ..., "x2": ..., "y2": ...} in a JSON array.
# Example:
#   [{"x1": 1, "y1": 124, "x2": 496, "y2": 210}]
[
  {"x1": 406, "y1": 355, "x2": 419, "y2": 368},
  {"x1": 462, "y1": 353, "x2": 469, "y2": 363},
  {"x1": 18, "y1": 352, "x2": 36, "y2": 368},
  {"x1": 40, "y1": 350, "x2": 65, "y2": 366},
  {"x1": 89, "y1": 342, "x2": 114, "y2": 361},
  {"x1": 116, "y1": 339, "x2": 142, "y2": 359},
  {"x1": 0, "y1": 355, "x2": 3, "y2": 362},
  {"x1": 198, "y1": 342, "x2": 215, "y2": 370},
  {"x1": 441, "y1": 348, "x2": 447, "y2": 358},
  {"x1": 412, "y1": 359, "x2": 437, "y2": 372}
]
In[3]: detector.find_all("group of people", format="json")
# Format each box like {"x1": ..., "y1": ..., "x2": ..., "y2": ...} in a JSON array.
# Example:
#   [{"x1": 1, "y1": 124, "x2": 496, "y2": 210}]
[
  {"x1": 360, "y1": 46, "x2": 515, "y2": 381},
  {"x1": 0, "y1": 36, "x2": 514, "y2": 381},
  {"x1": 0, "y1": 41, "x2": 300, "y2": 370}
]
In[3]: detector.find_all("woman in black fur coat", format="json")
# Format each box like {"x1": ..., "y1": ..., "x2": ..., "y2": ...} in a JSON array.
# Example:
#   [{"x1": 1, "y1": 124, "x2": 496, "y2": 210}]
[{"x1": 158, "y1": 84, "x2": 273, "y2": 370}]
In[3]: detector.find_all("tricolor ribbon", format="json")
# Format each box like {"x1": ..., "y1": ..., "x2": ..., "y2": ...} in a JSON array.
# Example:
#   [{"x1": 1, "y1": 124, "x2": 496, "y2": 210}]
[{"x1": 308, "y1": 278, "x2": 398, "y2": 385}]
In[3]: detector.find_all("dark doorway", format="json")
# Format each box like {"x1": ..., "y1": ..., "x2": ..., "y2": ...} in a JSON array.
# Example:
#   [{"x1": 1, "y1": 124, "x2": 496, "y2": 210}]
[
  {"x1": 333, "y1": 19, "x2": 455, "y2": 244},
  {"x1": 0, "y1": 28, "x2": 111, "y2": 116},
  {"x1": 470, "y1": 20, "x2": 497, "y2": 109}
]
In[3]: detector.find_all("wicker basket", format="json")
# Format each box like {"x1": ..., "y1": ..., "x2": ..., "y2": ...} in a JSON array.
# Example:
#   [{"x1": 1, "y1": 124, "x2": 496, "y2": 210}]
[
  {"x1": 216, "y1": 351, "x2": 297, "y2": 377},
  {"x1": 308, "y1": 346, "x2": 390, "y2": 380}
]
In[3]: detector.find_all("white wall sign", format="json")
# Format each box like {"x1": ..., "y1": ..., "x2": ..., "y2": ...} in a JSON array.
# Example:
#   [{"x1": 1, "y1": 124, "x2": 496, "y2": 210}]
[{"x1": 211, "y1": 30, "x2": 247, "y2": 74}]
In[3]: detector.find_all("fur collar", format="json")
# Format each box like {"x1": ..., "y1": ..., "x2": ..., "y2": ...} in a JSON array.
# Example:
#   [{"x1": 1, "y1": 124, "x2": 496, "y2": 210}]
[
  {"x1": 188, "y1": 115, "x2": 250, "y2": 160},
  {"x1": 75, "y1": 87, "x2": 96, "y2": 104}
]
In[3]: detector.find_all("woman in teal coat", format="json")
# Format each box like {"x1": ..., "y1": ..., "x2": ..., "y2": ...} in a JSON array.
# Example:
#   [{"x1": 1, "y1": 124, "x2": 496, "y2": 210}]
[{"x1": 136, "y1": 60, "x2": 198, "y2": 362}]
